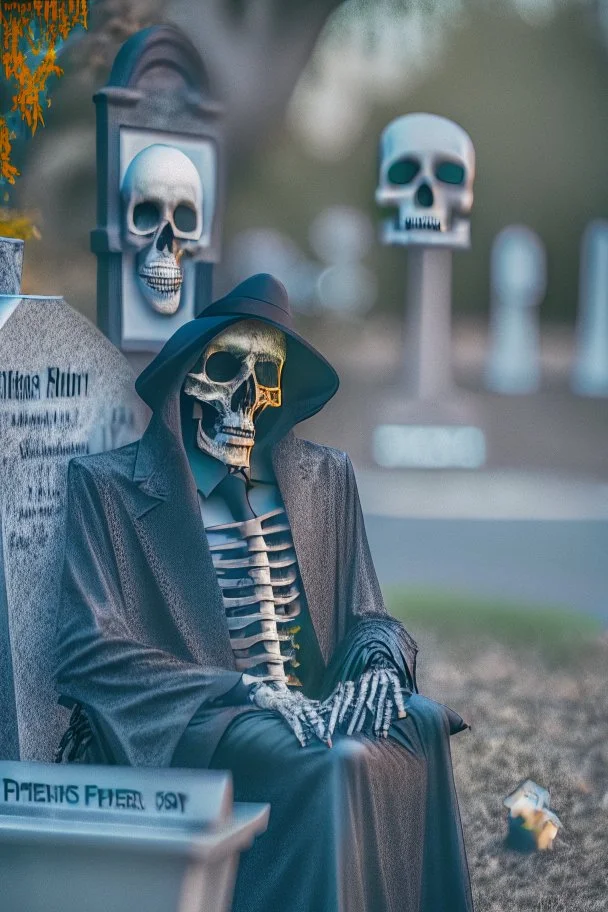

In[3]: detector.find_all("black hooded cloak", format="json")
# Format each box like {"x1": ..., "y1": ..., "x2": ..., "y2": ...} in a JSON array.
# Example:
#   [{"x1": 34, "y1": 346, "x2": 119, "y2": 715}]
[{"x1": 55, "y1": 274, "x2": 473, "y2": 912}]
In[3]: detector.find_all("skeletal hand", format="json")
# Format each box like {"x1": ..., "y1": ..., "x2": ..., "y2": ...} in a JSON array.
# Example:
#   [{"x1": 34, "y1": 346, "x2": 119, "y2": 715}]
[
  {"x1": 249, "y1": 681, "x2": 330, "y2": 748},
  {"x1": 322, "y1": 668, "x2": 408, "y2": 741}
]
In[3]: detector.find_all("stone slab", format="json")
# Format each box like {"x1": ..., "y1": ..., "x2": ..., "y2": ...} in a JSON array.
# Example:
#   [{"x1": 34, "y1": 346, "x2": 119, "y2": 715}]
[
  {"x1": 0, "y1": 761, "x2": 232, "y2": 827},
  {"x1": 0, "y1": 295, "x2": 149, "y2": 761},
  {"x1": 0, "y1": 239, "x2": 24, "y2": 296},
  {"x1": 0, "y1": 761, "x2": 269, "y2": 912}
]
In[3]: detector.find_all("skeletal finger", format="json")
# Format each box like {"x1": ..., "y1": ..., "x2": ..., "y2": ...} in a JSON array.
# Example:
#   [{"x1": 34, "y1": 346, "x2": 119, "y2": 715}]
[
  {"x1": 282, "y1": 708, "x2": 308, "y2": 747},
  {"x1": 347, "y1": 672, "x2": 371, "y2": 736},
  {"x1": 365, "y1": 670, "x2": 380, "y2": 715},
  {"x1": 326, "y1": 684, "x2": 343, "y2": 739},
  {"x1": 338, "y1": 681, "x2": 355, "y2": 725},
  {"x1": 320, "y1": 686, "x2": 340, "y2": 717},
  {"x1": 389, "y1": 673, "x2": 408, "y2": 719},
  {"x1": 303, "y1": 703, "x2": 328, "y2": 744},
  {"x1": 374, "y1": 673, "x2": 390, "y2": 736},
  {"x1": 355, "y1": 702, "x2": 368, "y2": 732},
  {"x1": 381, "y1": 698, "x2": 393, "y2": 738}
]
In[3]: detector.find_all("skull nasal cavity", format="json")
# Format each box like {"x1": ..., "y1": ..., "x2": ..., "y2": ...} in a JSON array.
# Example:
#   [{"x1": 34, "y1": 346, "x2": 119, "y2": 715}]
[
  {"x1": 231, "y1": 375, "x2": 257, "y2": 412},
  {"x1": 156, "y1": 222, "x2": 175, "y2": 252},
  {"x1": 416, "y1": 182, "x2": 434, "y2": 208}
]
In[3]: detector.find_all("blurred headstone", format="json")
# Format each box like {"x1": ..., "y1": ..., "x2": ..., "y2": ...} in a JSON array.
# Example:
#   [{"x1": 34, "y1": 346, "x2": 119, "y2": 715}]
[
  {"x1": 0, "y1": 760, "x2": 269, "y2": 912},
  {"x1": 310, "y1": 206, "x2": 377, "y2": 317},
  {"x1": 572, "y1": 220, "x2": 608, "y2": 397},
  {"x1": 92, "y1": 26, "x2": 225, "y2": 358},
  {"x1": 485, "y1": 225, "x2": 546, "y2": 394},
  {"x1": 376, "y1": 113, "x2": 475, "y2": 400},
  {"x1": 0, "y1": 239, "x2": 149, "y2": 762},
  {"x1": 374, "y1": 113, "x2": 484, "y2": 469}
]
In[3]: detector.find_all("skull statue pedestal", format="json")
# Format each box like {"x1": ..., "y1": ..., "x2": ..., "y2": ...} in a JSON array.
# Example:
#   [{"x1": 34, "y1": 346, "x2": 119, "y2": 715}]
[{"x1": 373, "y1": 113, "x2": 486, "y2": 470}]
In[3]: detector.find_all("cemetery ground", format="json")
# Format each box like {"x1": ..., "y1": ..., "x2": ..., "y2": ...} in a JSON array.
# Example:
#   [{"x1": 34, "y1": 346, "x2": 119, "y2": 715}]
[{"x1": 388, "y1": 590, "x2": 608, "y2": 912}]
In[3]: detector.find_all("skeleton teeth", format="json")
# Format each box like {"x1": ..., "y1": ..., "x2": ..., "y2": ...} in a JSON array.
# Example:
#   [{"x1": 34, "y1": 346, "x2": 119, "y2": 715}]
[
  {"x1": 402, "y1": 216, "x2": 442, "y2": 231},
  {"x1": 221, "y1": 426, "x2": 254, "y2": 439},
  {"x1": 138, "y1": 264, "x2": 183, "y2": 294}
]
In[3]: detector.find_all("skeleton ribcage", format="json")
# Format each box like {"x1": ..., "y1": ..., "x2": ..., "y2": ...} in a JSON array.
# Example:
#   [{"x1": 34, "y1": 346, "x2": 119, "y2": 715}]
[{"x1": 205, "y1": 506, "x2": 302, "y2": 686}]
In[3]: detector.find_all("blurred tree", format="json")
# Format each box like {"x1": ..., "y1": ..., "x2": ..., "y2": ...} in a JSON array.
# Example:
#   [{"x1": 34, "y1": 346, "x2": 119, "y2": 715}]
[
  {"x1": 166, "y1": 0, "x2": 344, "y2": 157},
  {"x1": 14, "y1": 0, "x2": 343, "y2": 317}
]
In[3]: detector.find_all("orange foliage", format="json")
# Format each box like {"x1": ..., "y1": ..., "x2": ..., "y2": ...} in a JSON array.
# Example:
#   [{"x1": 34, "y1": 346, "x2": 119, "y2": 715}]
[{"x1": 0, "y1": 1, "x2": 88, "y2": 182}]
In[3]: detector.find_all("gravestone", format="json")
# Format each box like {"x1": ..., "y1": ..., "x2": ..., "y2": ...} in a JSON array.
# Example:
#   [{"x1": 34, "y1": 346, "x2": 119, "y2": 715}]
[
  {"x1": 92, "y1": 25, "x2": 225, "y2": 358},
  {"x1": 0, "y1": 239, "x2": 149, "y2": 762},
  {"x1": 485, "y1": 225, "x2": 546, "y2": 394},
  {"x1": 0, "y1": 238, "x2": 23, "y2": 296},
  {"x1": 572, "y1": 220, "x2": 608, "y2": 397},
  {"x1": 0, "y1": 760, "x2": 269, "y2": 912},
  {"x1": 373, "y1": 113, "x2": 486, "y2": 469}
]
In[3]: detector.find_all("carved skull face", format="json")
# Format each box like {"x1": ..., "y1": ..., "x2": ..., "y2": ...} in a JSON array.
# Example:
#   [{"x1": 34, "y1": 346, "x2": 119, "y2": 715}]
[
  {"x1": 183, "y1": 320, "x2": 286, "y2": 469},
  {"x1": 376, "y1": 113, "x2": 475, "y2": 250},
  {"x1": 121, "y1": 144, "x2": 203, "y2": 315}
]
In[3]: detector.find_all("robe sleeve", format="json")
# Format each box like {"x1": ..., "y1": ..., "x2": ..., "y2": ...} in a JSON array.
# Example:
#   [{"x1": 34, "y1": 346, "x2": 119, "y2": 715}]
[
  {"x1": 327, "y1": 454, "x2": 418, "y2": 693},
  {"x1": 54, "y1": 459, "x2": 248, "y2": 768}
]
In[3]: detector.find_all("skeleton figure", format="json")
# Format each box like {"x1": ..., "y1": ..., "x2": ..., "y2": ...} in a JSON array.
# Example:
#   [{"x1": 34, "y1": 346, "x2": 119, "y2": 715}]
[
  {"x1": 376, "y1": 113, "x2": 475, "y2": 250},
  {"x1": 183, "y1": 317, "x2": 406, "y2": 746},
  {"x1": 55, "y1": 274, "x2": 473, "y2": 912},
  {"x1": 121, "y1": 144, "x2": 203, "y2": 315}
]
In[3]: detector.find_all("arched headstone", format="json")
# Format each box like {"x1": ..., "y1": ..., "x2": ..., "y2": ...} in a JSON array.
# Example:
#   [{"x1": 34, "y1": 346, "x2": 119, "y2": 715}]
[
  {"x1": 0, "y1": 243, "x2": 149, "y2": 760},
  {"x1": 572, "y1": 220, "x2": 608, "y2": 397},
  {"x1": 485, "y1": 225, "x2": 546, "y2": 394},
  {"x1": 92, "y1": 25, "x2": 225, "y2": 354}
]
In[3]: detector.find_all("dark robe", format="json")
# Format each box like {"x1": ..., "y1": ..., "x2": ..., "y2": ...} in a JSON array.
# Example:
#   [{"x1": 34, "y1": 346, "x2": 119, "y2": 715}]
[{"x1": 55, "y1": 274, "x2": 473, "y2": 911}]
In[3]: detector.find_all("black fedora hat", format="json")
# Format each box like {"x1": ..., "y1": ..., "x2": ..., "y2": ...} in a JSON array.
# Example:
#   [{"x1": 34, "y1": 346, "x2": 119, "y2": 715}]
[{"x1": 136, "y1": 274, "x2": 339, "y2": 439}]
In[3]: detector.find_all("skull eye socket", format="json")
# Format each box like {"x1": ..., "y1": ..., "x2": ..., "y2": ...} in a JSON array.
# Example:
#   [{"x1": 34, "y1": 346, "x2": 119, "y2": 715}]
[
  {"x1": 133, "y1": 202, "x2": 160, "y2": 233},
  {"x1": 387, "y1": 157, "x2": 420, "y2": 186},
  {"x1": 435, "y1": 160, "x2": 466, "y2": 185},
  {"x1": 254, "y1": 360, "x2": 280, "y2": 388},
  {"x1": 174, "y1": 204, "x2": 198, "y2": 233},
  {"x1": 205, "y1": 351, "x2": 242, "y2": 382}
]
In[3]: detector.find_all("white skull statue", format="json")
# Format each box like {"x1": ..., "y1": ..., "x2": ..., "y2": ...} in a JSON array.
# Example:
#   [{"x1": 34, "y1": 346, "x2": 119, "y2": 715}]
[
  {"x1": 376, "y1": 113, "x2": 475, "y2": 250},
  {"x1": 121, "y1": 144, "x2": 203, "y2": 315},
  {"x1": 183, "y1": 320, "x2": 286, "y2": 469}
]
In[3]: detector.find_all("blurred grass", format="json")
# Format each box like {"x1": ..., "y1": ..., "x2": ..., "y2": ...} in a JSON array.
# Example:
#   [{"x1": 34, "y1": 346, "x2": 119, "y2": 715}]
[{"x1": 385, "y1": 587, "x2": 604, "y2": 667}]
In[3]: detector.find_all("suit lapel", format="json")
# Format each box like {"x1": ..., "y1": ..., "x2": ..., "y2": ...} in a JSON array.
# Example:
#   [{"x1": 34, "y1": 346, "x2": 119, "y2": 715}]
[
  {"x1": 127, "y1": 429, "x2": 236, "y2": 668},
  {"x1": 272, "y1": 433, "x2": 330, "y2": 665}
]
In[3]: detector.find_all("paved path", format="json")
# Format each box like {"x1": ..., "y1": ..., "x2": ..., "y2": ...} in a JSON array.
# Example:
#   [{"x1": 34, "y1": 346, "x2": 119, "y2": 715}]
[{"x1": 365, "y1": 515, "x2": 608, "y2": 622}]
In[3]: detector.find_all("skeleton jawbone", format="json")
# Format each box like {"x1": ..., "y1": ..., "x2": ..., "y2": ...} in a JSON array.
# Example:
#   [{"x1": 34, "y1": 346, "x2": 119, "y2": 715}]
[
  {"x1": 196, "y1": 418, "x2": 254, "y2": 469},
  {"x1": 136, "y1": 260, "x2": 184, "y2": 315},
  {"x1": 380, "y1": 216, "x2": 471, "y2": 250}
]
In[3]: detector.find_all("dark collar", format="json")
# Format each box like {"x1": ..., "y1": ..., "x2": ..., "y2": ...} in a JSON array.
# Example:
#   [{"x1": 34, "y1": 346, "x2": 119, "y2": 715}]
[
  {"x1": 132, "y1": 410, "x2": 296, "y2": 504},
  {"x1": 187, "y1": 445, "x2": 276, "y2": 498}
]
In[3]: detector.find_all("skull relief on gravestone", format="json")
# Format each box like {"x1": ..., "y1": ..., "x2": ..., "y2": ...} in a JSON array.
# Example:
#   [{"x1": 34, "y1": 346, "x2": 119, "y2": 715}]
[
  {"x1": 376, "y1": 113, "x2": 475, "y2": 250},
  {"x1": 183, "y1": 320, "x2": 286, "y2": 469},
  {"x1": 121, "y1": 144, "x2": 204, "y2": 315}
]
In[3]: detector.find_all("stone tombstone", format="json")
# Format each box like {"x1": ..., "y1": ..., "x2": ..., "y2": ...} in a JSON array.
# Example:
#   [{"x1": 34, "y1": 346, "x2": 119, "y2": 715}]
[
  {"x1": 0, "y1": 247, "x2": 149, "y2": 761},
  {"x1": 572, "y1": 220, "x2": 608, "y2": 397},
  {"x1": 485, "y1": 225, "x2": 546, "y2": 394},
  {"x1": 92, "y1": 25, "x2": 225, "y2": 355},
  {"x1": 0, "y1": 761, "x2": 269, "y2": 912},
  {"x1": 376, "y1": 113, "x2": 476, "y2": 401},
  {"x1": 0, "y1": 238, "x2": 24, "y2": 297},
  {"x1": 372, "y1": 114, "x2": 485, "y2": 470}
]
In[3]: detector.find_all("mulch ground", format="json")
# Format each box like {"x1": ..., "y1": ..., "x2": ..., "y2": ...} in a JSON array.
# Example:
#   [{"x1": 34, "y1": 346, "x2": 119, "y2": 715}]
[{"x1": 414, "y1": 633, "x2": 608, "y2": 912}]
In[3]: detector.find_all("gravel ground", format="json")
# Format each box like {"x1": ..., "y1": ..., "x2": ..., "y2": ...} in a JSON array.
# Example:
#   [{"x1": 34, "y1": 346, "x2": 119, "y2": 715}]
[{"x1": 414, "y1": 632, "x2": 608, "y2": 912}]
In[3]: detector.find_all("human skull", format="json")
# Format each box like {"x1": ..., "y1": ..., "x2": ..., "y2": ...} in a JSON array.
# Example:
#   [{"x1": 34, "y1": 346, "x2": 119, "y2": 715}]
[
  {"x1": 121, "y1": 144, "x2": 203, "y2": 315},
  {"x1": 183, "y1": 320, "x2": 286, "y2": 469},
  {"x1": 376, "y1": 113, "x2": 475, "y2": 250}
]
